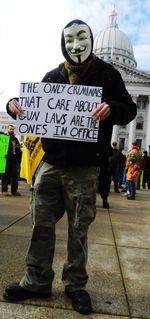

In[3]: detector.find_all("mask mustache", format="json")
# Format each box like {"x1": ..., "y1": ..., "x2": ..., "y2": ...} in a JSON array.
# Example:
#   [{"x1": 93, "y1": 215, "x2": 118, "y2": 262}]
[{"x1": 71, "y1": 48, "x2": 85, "y2": 54}]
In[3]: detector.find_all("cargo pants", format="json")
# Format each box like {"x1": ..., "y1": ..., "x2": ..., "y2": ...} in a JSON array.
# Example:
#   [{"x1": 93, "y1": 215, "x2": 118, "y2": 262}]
[{"x1": 20, "y1": 162, "x2": 98, "y2": 293}]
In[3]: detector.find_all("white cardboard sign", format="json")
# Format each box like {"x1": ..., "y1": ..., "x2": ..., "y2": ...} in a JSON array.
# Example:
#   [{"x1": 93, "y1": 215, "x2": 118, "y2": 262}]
[{"x1": 16, "y1": 82, "x2": 102, "y2": 142}]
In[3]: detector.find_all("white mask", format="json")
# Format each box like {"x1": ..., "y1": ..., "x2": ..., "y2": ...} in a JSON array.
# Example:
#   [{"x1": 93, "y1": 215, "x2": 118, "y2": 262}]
[{"x1": 63, "y1": 24, "x2": 92, "y2": 64}]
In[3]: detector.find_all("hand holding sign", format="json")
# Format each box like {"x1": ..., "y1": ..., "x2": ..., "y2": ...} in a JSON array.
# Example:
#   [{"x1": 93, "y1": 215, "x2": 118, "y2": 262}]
[
  {"x1": 92, "y1": 102, "x2": 111, "y2": 121},
  {"x1": 8, "y1": 99, "x2": 24, "y2": 117}
]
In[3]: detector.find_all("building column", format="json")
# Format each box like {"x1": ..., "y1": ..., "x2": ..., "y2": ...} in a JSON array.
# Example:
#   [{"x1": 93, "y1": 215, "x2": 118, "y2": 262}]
[
  {"x1": 128, "y1": 119, "x2": 136, "y2": 149},
  {"x1": 111, "y1": 125, "x2": 119, "y2": 143},
  {"x1": 145, "y1": 96, "x2": 150, "y2": 154},
  {"x1": 127, "y1": 95, "x2": 138, "y2": 150}
]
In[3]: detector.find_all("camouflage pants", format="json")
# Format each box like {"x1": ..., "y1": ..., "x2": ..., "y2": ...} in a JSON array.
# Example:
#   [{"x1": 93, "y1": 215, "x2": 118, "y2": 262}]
[{"x1": 20, "y1": 162, "x2": 98, "y2": 293}]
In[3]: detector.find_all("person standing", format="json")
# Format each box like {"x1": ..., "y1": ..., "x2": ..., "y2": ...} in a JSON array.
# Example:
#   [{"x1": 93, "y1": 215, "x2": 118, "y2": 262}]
[
  {"x1": 109, "y1": 142, "x2": 126, "y2": 193},
  {"x1": 3, "y1": 20, "x2": 137, "y2": 314},
  {"x1": 126, "y1": 157, "x2": 139, "y2": 199},
  {"x1": 126, "y1": 141, "x2": 142, "y2": 190},
  {"x1": 141, "y1": 151, "x2": 150, "y2": 189},
  {"x1": 1, "y1": 125, "x2": 21, "y2": 196}
]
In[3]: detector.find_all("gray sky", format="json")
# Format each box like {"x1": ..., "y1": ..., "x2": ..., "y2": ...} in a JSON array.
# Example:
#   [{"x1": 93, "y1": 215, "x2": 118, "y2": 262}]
[{"x1": 0, "y1": 0, "x2": 150, "y2": 111}]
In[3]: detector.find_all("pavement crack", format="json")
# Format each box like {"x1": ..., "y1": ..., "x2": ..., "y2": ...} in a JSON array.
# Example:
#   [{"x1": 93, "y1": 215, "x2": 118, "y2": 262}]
[
  {"x1": 108, "y1": 210, "x2": 132, "y2": 319},
  {"x1": 0, "y1": 213, "x2": 30, "y2": 234}
]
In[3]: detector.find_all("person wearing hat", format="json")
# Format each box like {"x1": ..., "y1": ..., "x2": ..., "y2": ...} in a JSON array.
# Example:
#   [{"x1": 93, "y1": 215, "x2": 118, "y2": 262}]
[
  {"x1": 3, "y1": 19, "x2": 137, "y2": 314},
  {"x1": 126, "y1": 141, "x2": 142, "y2": 189},
  {"x1": 126, "y1": 157, "x2": 140, "y2": 199}
]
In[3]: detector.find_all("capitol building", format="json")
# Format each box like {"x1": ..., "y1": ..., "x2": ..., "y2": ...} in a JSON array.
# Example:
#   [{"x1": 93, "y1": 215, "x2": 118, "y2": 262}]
[
  {"x1": 94, "y1": 6, "x2": 150, "y2": 153},
  {"x1": 0, "y1": 7, "x2": 150, "y2": 153}
]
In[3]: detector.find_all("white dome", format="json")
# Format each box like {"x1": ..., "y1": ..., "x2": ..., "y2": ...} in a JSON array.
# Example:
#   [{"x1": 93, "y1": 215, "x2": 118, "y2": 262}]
[{"x1": 93, "y1": 8, "x2": 137, "y2": 68}]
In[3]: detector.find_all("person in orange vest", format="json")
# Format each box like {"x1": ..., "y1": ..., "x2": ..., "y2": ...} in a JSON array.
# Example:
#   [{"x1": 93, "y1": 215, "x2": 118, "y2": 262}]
[{"x1": 126, "y1": 157, "x2": 140, "y2": 200}]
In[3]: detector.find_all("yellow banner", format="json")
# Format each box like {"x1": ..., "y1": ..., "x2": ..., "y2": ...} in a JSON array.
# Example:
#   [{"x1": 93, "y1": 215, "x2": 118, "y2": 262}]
[{"x1": 20, "y1": 136, "x2": 44, "y2": 186}]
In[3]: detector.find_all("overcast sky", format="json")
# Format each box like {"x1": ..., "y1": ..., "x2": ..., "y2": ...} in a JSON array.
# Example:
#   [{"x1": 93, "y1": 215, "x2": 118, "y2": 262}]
[{"x1": 0, "y1": 0, "x2": 150, "y2": 111}]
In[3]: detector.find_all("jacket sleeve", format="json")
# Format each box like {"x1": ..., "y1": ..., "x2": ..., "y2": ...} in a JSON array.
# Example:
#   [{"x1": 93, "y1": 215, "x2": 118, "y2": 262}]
[
  {"x1": 107, "y1": 68, "x2": 137, "y2": 125},
  {"x1": 132, "y1": 166, "x2": 140, "y2": 179}
]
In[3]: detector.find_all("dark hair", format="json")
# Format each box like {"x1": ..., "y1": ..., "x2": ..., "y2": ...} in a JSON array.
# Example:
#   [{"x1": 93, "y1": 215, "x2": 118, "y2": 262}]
[
  {"x1": 132, "y1": 141, "x2": 138, "y2": 146},
  {"x1": 143, "y1": 151, "x2": 147, "y2": 155}
]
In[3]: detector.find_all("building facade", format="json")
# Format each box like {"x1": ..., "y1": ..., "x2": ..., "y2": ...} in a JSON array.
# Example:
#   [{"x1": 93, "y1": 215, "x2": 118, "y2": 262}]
[
  {"x1": 0, "y1": 111, "x2": 22, "y2": 142},
  {"x1": 94, "y1": 6, "x2": 150, "y2": 154},
  {"x1": 1, "y1": 7, "x2": 150, "y2": 153},
  {"x1": 0, "y1": 112, "x2": 16, "y2": 133}
]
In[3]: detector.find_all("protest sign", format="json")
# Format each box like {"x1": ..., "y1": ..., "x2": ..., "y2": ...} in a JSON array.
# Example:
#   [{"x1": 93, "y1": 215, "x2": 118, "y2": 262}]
[
  {"x1": 16, "y1": 82, "x2": 102, "y2": 142},
  {"x1": 0, "y1": 134, "x2": 10, "y2": 173}
]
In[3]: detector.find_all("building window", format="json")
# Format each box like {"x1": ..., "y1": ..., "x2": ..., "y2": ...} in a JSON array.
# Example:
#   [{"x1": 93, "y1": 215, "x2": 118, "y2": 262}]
[
  {"x1": 136, "y1": 139, "x2": 142, "y2": 148},
  {"x1": 136, "y1": 116, "x2": 144, "y2": 130},
  {"x1": 120, "y1": 125, "x2": 126, "y2": 129},
  {"x1": 137, "y1": 98, "x2": 147, "y2": 110},
  {"x1": 119, "y1": 138, "x2": 125, "y2": 150},
  {"x1": 142, "y1": 101, "x2": 146, "y2": 109},
  {"x1": 137, "y1": 102, "x2": 140, "y2": 109},
  {"x1": 2, "y1": 125, "x2": 8, "y2": 130}
]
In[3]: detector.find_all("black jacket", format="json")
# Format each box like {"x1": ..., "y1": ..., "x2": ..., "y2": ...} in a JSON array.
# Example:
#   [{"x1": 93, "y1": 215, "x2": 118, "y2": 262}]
[
  {"x1": 7, "y1": 135, "x2": 20, "y2": 161},
  {"x1": 7, "y1": 58, "x2": 137, "y2": 167}
]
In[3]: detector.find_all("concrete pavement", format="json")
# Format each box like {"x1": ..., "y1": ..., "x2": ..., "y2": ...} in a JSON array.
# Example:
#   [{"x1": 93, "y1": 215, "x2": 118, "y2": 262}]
[{"x1": 0, "y1": 181, "x2": 150, "y2": 319}]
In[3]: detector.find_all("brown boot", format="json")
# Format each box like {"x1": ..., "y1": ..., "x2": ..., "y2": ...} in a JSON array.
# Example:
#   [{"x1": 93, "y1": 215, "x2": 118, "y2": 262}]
[{"x1": 2, "y1": 192, "x2": 10, "y2": 196}]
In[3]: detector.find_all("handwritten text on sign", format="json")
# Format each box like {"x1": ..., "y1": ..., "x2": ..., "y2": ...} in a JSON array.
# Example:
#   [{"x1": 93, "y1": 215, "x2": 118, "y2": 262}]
[{"x1": 17, "y1": 82, "x2": 102, "y2": 142}]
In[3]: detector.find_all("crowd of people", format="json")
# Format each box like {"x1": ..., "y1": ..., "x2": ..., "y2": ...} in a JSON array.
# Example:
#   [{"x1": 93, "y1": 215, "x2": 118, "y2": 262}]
[
  {"x1": 121, "y1": 141, "x2": 150, "y2": 197},
  {"x1": 98, "y1": 141, "x2": 150, "y2": 205}
]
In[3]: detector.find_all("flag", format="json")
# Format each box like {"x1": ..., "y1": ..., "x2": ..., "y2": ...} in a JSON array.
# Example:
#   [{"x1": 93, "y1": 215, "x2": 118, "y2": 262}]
[{"x1": 20, "y1": 136, "x2": 45, "y2": 186}]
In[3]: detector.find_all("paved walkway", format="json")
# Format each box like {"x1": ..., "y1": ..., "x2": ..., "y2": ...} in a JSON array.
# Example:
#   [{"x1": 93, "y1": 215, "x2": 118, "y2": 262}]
[{"x1": 0, "y1": 181, "x2": 150, "y2": 319}]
